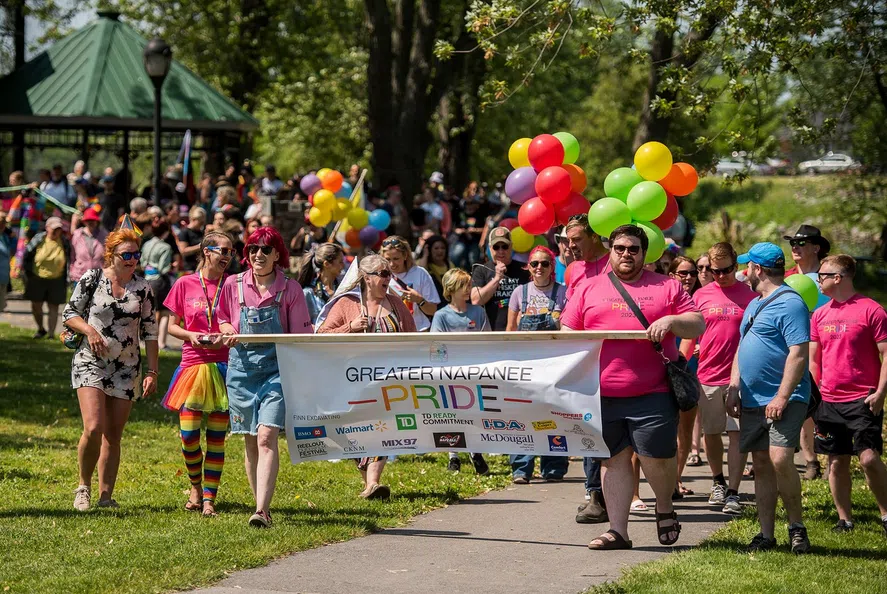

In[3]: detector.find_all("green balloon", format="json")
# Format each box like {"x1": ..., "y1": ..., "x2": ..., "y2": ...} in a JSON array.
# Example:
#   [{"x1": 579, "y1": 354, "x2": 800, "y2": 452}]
[
  {"x1": 627, "y1": 181, "x2": 667, "y2": 221},
  {"x1": 634, "y1": 220, "x2": 666, "y2": 264},
  {"x1": 554, "y1": 132, "x2": 580, "y2": 164},
  {"x1": 785, "y1": 273, "x2": 819, "y2": 312},
  {"x1": 588, "y1": 197, "x2": 632, "y2": 239},
  {"x1": 604, "y1": 167, "x2": 643, "y2": 202}
]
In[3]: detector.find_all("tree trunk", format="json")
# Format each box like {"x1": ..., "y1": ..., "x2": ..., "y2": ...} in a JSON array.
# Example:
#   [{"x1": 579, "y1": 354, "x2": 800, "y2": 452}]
[
  {"x1": 227, "y1": 0, "x2": 271, "y2": 111},
  {"x1": 12, "y1": 0, "x2": 25, "y2": 69}
]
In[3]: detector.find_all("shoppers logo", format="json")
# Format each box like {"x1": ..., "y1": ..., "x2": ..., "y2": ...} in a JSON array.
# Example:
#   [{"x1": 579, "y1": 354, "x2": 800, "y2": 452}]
[
  {"x1": 547, "y1": 435, "x2": 568, "y2": 453},
  {"x1": 531, "y1": 420, "x2": 557, "y2": 431},
  {"x1": 433, "y1": 432, "x2": 467, "y2": 448},
  {"x1": 293, "y1": 426, "x2": 327, "y2": 440},
  {"x1": 549, "y1": 410, "x2": 582, "y2": 420},
  {"x1": 583, "y1": 413, "x2": 593, "y2": 422},
  {"x1": 481, "y1": 419, "x2": 526, "y2": 431},
  {"x1": 396, "y1": 414, "x2": 417, "y2": 430}
]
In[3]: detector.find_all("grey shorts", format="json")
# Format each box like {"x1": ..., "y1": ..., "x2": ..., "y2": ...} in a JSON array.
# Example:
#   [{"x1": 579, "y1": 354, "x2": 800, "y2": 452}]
[
  {"x1": 739, "y1": 400, "x2": 807, "y2": 453},
  {"x1": 601, "y1": 392, "x2": 678, "y2": 459}
]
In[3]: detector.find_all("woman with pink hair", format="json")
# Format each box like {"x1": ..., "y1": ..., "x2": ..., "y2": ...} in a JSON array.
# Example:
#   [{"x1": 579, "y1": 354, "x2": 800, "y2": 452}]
[{"x1": 218, "y1": 227, "x2": 312, "y2": 528}]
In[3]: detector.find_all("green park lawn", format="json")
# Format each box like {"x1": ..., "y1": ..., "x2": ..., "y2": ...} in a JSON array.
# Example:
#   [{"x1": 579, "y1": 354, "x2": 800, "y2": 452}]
[{"x1": 0, "y1": 323, "x2": 512, "y2": 594}]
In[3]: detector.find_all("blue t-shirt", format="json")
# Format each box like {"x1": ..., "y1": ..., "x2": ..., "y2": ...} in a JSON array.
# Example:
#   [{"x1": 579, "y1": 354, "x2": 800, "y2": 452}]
[
  {"x1": 738, "y1": 285, "x2": 811, "y2": 408},
  {"x1": 431, "y1": 304, "x2": 490, "y2": 333},
  {"x1": 555, "y1": 258, "x2": 566, "y2": 284}
]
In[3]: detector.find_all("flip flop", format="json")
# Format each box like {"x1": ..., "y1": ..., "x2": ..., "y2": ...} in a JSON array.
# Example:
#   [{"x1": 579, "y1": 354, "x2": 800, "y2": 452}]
[
  {"x1": 202, "y1": 502, "x2": 218, "y2": 517},
  {"x1": 588, "y1": 529, "x2": 632, "y2": 550},
  {"x1": 364, "y1": 484, "x2": 391, "y2": 500},
  {"x1": 679, "y1": 484, "x2": 694, "y2": 496},
  {"x1": 656, "y1": 510, "x2": 681, "y2": 545},
  {"x1": 630, "y1": 499, "x2": 648, "y2": 513},
  {"x1": 184, "y1": 501, "x2": 201, "y2": 512}
]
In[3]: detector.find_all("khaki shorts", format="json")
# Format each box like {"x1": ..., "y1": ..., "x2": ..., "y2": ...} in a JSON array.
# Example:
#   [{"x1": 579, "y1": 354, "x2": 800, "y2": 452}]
[{"x1": 699, "y1": 384, "x2": 740, "y2": 435}]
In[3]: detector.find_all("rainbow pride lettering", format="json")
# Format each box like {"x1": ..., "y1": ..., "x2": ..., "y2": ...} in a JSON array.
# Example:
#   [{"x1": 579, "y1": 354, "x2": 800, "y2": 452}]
[{"x1": 381, "y1": 384, "x2": 502, "y2": 412}]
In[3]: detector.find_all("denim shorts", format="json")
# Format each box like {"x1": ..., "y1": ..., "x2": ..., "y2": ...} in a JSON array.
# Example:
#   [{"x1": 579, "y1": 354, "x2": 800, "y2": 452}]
[
  {"x1": 600, "y1": 392, "x2": 678, "y2": 459},
  {"x1": 225, "y1": 358, "x2": 285, "y2": 435}
]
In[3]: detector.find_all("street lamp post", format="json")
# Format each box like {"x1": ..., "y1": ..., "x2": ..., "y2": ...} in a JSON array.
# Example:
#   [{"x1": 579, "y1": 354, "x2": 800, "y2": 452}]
[{"x1": 143, "y1": 37, "x2": 172, "y2": 204}]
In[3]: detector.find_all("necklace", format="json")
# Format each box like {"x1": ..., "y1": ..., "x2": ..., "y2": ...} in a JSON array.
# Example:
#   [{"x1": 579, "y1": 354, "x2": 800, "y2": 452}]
[{"x1": 254, "y1": 269, "x2": 274, "y2": 278}]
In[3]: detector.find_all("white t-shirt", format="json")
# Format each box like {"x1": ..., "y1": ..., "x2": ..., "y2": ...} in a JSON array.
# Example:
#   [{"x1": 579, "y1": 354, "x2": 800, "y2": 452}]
[{"x1": 389, "y1": 265, "x2": 441, "y2": 331}]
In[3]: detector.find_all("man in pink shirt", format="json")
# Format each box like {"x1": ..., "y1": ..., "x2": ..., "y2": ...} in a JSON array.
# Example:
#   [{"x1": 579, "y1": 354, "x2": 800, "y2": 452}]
[
  {"x1": 810, "y1": 254, "x2": 887, "y2": 536},
  {"x1": 562, "y1": 224, "x2": 705, "y2": 550},
  {"x1": 682, "y1": 242, "x2": 756, "y2": 514},
  {"x1": 564, "y1": 214, "x2": 611, "y2": 300}
]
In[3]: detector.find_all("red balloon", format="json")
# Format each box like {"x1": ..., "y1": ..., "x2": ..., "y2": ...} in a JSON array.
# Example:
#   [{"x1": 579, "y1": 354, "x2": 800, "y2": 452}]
[
  {"x1": 518, "y1": 197, "x2": 555, "y2": 235},
  {"x1": 652, "y1": 191, "x2": 679, "y2": 230},
  {"x1": 554, "y1": 192, "x2": 591, "y2": 226},
  {"x1": 307, "y1": 194, "x2": 314, "y2": 206},
  {"x1": 345, "y1": 228, "x2": 362, "y2": 248},
  {"x1": 660, "y1": 162, "x2": 699, "y2": 196},
  {"x1": 535, "y1": 166, "x2": 572, "y2": 206},
  {"x1": 499, "y1": 217, "x2": 519, "y2": 231},
  {"x1": 564, "y1": 260, "x2": 581, "y2": 287},
  {"x1": 562, "y1": 163, "x2": 587, "y2": 193},
  {"x1": 373, "y1": 230, "x2": 388, "y2": 251},
  {"x1": 527, "y1": 134, "x2": 565, "y2": 172}
]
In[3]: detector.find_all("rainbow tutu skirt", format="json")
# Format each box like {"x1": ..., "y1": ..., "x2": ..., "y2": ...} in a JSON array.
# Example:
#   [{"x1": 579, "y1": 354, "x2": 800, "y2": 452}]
[{"x1": 161, "y1": 362, "x2": 229, "y2": 412}]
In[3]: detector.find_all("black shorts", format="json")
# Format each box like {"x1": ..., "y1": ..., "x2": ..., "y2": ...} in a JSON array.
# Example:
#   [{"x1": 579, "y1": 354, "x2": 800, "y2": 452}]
[
  {"x1": 24, "y1": 275, "x2": 67, "y2": 304},
  {"x1": 601, "y1": 392, "x2": 678, "y2": 459},
  {"x1": 813, "y1": 399, "x2": 884, "y2": 456},
  {"x1": 148, "y1": 275, "x2": 172, "y2": 311}
]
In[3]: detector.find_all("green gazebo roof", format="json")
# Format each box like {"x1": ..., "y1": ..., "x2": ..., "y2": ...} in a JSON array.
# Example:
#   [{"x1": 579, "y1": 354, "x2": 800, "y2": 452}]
[{"x1": 0, "y1": 11, "x2": 259, "y2": 132}]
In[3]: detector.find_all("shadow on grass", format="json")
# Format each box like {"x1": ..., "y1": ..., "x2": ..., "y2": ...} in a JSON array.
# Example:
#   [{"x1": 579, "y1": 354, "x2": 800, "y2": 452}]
[
  {"x1": 0, "y1": 433, "x2": 74, "y2": 450},
  {"x1": 698, "y1": 538, "x2": 887, "y2": 560}
]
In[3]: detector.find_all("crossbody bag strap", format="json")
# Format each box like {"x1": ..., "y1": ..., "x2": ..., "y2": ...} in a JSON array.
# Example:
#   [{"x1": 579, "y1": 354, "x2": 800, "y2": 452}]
[
  {"x1": 607, "y1": 271, "x2": 668, "y2": 359},
  {"x1": 741, "y1": 288, "x2": 799, "y2": 339},
  {"x1": 520, "y1": 282, "x2": 529, "y2": 315}
]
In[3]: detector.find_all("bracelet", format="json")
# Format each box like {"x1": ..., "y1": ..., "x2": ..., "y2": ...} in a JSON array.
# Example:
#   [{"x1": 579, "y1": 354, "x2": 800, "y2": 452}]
[
  {"x1": 146, "y1": 370, "x2": 158, "y2": 376},
  {"x1": 419, "y1": 299, "x2": 427, "y2": 308}
]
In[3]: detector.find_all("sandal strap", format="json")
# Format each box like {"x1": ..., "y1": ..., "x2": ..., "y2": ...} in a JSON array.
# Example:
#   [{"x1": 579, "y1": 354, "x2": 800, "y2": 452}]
[{"x1": 589, "y1": 529, "x2": 632, "y2": 550}]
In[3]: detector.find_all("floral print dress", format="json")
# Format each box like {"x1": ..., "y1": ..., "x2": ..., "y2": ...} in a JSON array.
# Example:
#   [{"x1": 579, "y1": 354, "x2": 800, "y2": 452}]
[{"x1": 63, "y1": 268, "x2": 158, "y2": 400}]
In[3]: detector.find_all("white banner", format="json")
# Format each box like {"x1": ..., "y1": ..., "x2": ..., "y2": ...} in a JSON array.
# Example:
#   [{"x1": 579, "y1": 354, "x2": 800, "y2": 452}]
[{"x1": 275, "y1": 333, "x2": 620, "y2": 463}]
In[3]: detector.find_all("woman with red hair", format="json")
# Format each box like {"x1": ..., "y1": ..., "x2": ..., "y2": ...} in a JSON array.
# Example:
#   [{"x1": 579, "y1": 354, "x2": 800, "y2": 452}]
[{"x1": 217, "y1": 226, "x2": 312, "y2": 528}]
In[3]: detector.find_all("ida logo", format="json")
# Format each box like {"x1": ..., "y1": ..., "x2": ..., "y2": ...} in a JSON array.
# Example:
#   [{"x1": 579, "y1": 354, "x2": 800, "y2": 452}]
[
  {"x1": 433, "y1": 432, "x2": 467, "y2": 448},
  {"x1": 293, "y1": 426, "x2": 327, "y2": 440},
  {"x1": 548, "y1": 435, "x2": 568, "y2": 453},
  {"x1": 532, "y1": 420, "x2": 557, "y2": 431},
  {"x1": 482, "y1": 419, "x2": 526, "y2": 431}
]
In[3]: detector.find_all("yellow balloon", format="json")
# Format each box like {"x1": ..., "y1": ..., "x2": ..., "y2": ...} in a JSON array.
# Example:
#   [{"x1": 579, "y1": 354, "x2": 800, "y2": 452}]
[
  {"x1": 308, "y1": 206, "x2": 331, "y2": 227},
  {"x1": 313, "y1": 189, "x2": 336, "y2": 212},
  {"x1": 317, "y1": 167, "x2": 332, "y2": 179},
  {"x1": 346, "y1": 207, "x2": 369, "y2": 230},
  {"x1": 511, "y1": 227, "x2": 534, "y2": 253},
  {"x1": 332, "y1": 198, "x2": 352, "y2": 221},
  {"x1": 634, "y1": 141, "x2": 673, "y2": 181},
  {"x1": 508, "y1": 137, "x2": 532, "y2": 169}
]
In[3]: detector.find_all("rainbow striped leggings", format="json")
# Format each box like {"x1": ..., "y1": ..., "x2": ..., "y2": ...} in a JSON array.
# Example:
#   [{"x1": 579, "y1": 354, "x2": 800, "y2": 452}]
[{"x1": 180, "y1": 408, "x2": 229, "y2": 503}]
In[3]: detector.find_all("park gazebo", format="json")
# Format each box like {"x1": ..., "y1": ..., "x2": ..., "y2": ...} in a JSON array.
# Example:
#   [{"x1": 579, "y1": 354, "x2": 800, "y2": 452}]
[{"x1": 0, "y1": 10, "x2": 258, "y2": 181}]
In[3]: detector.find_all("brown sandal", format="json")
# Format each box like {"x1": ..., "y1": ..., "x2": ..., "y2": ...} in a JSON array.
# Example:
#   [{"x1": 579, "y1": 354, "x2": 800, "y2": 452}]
[
  {"x1": 656, "y1": 510, "x2": 681, "y2": 545},
  {"x1": 184, "y1": 500, "x2": 201, "y2": 512},
  {"x1": 588, "y1": 529, "x2": 633, "y2": 550},
  {"x1": 202, "y1": 501, "x2": 218, "y2": 517}
]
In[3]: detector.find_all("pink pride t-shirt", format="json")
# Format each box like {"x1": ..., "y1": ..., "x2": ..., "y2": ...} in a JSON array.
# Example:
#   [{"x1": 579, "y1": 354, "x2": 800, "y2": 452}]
[
  {"x1": 216, "y1": 267, "x2": 313, "y2": 335},
  {"x1": 164, "y1": 273, "x2": 230, "y2": 367},
  {"x1": 811, "y1": 294, "x2": 887, "y2": 403},
  {"x1": 693, "y1": 281, "x2": 757, "y2": 386},
  {"x1": 565, "y1": 254, "x2": 612, "y2": 300},
  {"x1": 561, "y1": 270, "x2": 697, "y2": 397}
]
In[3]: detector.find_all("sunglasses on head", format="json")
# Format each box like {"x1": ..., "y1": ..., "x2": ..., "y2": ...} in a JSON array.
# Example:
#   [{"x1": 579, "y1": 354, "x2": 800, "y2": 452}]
[
  {"x1": 117, "y1": 251, "x2": 141, "y2": 261},
  {"x1": 492, "y1": 243, "x2": 510, "y2": 251},
  {"x1": 613, "y1": 244, "x2": 641, "y2": 256},
  {"x1": 368, "y1": 270, "x2": 392, "y2": 278},
  {"x1": 789, "y1": 239, "x2": 807, "y2": 248},
  {"x1": 710, "y1": 264, "x2": 736, "y2": 276},
  {"x1": 382, "y1": 238, "x2": 405, "y2": 248},
  {"x1": 207, "y1": 246, "x2": 235, "y2": 257},
  {"x1": 529, "y1": 260, "x2": 551, "y2": 269},
  {"x1": 675, "y1": 269, "x2": 699, "y2": 278},
  {"x1": 247, "y1": 244, "x2": 274, "y2": 255}
]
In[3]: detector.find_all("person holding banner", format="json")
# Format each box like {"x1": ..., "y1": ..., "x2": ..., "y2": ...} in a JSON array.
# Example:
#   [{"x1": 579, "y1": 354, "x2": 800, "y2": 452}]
[
  {"x1": 471, "y1": 227, "x2": 530, "y2": 331},
  {"x1": 561, "y1": 224, "x2": 704, "y2": 551},
  {"x1": 381, "y1": 236, "x2": 440, "y2": 331},
  {"x1": 162, "y1": 231, "x2": 236, "y2": 517},
  {"x1": 317, "y1": 254, "x2": 417, "y2": 499},
  {"x1": 218, "y1": 227, "x2": 312, "y2": 528}
]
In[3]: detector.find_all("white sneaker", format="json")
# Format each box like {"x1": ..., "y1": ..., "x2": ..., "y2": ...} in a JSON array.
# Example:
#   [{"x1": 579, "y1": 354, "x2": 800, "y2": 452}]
[
  {"x1": 73, "y1": 485, "x2": 91, "y2": 511},
  {"x1": 722, "y1": 494, "x2": 742, "y2": 515},
  {"x1": 708, "y1": 482, "x2": 727, "y2": 505}
]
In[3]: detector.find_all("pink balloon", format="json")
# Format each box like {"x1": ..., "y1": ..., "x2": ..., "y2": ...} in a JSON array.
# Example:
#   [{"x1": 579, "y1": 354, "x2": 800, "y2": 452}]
[
  {"x1": 499, "y1": 217, "x2": 519, "y2": 230},
  {"x1": 504, "y1": 166, "x2": 538, "y2": 205},
  {"x1": 518, "y1": 197, "x2": 555, "y2": 235},
  {"x1": 554, "y1": 192, "x2": 591, "y2": 226},
  {"x1": 527, "y1": 134, "x2": 565, "y2": 172},
  {"x1": 535, "y1": 166, "x2": 572, "y2": 206}
]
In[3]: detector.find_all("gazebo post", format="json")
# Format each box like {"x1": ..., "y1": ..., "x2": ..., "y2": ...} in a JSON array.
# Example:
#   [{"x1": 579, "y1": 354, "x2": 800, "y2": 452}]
[
  {"x1": 122, "y1": 129, "x2": 130, "y2": 181},
  {"x1": 81, "y1": 129, "x2": 89, "y2": 171},
  {"x1": 12, "y1": 127, "x2": 24, "y2": 171}
]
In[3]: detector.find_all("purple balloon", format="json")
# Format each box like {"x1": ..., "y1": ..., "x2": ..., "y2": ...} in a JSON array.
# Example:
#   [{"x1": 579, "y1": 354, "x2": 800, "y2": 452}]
[
  {"x1": 505, "y1": 166, "x2": 538, "y2": 205},
  {"x1": 359, "y1": 225, "x2": 380, "y2": 247},
  {"x1": 300, "y1": 173, "x2": 322, "y2": 196}
]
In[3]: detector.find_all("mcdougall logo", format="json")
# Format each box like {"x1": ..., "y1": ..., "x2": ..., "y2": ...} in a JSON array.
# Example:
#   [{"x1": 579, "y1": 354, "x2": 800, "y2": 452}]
[
  {"x1": 433, "y1": 432, "x2": 467, "y2": 448},
  {"x1": 479, "y1": 434, "x2": 534, "y2": 444},
  {"x1": 293, "y1": 426, "x2": 327, "y2": 440}
]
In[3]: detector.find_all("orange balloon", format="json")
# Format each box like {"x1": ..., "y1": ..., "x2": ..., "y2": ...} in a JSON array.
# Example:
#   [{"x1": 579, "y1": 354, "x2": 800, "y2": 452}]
[
  {"x1": 660, "y1": 162, "x2": 698, "y2": 196},
  {"x1": 319, "y1": 169, "x2": 344, "y2": 193},
  {"x1": 345, "y1": 228, "x2": 362, "y2": 248},
  {"x1": 562, "y1": 163, "x2": 587, "y2": 193}
]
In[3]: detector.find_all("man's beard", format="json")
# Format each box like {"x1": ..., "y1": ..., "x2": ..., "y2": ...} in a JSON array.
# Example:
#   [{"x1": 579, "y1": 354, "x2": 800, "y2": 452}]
[
  {"x1": 613, "y1": 258, "x2": 643, "y2": 280},
  {"x1": 747, "y1": 267, "x2": 760, "y2": 291}
]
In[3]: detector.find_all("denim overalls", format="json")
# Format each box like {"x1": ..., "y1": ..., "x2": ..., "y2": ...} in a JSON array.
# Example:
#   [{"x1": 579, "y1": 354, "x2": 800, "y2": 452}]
[
  {"x1": 517, "y1": 282, "x2": 562, "y2": 331},
  {"x1": 226, "y1": 273, "x2": 286, "y2": 435}
]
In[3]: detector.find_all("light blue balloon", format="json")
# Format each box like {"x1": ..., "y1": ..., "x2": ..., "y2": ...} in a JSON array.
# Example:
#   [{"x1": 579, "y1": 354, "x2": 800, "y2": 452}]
[
  {"x1": 335, "y1": 181, "x2": 353, "y2": 198},
  {"x1": 368, "y1": 208, "x2": 391, "y2": 231}
]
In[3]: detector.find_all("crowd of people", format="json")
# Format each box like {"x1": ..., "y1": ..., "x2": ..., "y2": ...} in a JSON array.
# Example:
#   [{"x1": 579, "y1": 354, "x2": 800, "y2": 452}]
[{"x1": 1, "y1": 160, "x2": 885, "y2": 553}]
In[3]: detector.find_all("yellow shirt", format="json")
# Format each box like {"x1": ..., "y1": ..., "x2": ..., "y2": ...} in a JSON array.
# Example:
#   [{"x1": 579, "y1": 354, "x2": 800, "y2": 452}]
[{"x1": 35, "y1": 238, "x2": 65, "y2": 279}]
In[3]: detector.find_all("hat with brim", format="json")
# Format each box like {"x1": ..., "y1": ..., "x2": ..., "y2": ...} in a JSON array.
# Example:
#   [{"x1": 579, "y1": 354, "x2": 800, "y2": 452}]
[
  {"x1": 783, "y1": 224, "x2": 830, "y2": 256},
  {"x1": 82, "y1": 208, "x2": 101, "y2": 222},
  {"x1": 737, "y1": 242, "x2": 786, "y2": 268},
  {"x1": 488, "y1": 226, "x2": 512, "y2": 248},
  {"x1": 45, "y1": 216, "x2": 63, "y2": 230}
]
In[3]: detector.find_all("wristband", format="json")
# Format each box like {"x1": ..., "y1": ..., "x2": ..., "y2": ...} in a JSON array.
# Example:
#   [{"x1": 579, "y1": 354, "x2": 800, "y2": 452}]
[
  {"x1": 419, "y1": 299, "x2": 427, "y2": 307},
  {"x1": 146, "y1": 370, "x2": 158, "y2": 376}
]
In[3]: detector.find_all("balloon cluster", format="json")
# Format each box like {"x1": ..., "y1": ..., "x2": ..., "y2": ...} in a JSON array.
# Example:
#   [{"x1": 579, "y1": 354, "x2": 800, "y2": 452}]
[
  {"x1": 299, "y1": 167, "x2": 391, "y2": 249},
  {"x1": 505, "y1": 133, "x2": 591, "y2": 252},
  {"x1": 589, "y1": 142, "x2": 699, "y2": 263}
]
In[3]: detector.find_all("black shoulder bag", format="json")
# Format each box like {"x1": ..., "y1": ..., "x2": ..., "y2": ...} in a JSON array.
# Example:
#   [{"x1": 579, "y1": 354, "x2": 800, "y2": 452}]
[{"x1": 608, "y1": 272, "x2": 700, "y2": 411}]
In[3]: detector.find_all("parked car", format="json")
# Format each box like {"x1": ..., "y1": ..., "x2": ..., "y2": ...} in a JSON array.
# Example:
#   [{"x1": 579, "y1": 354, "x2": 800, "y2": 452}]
[
  {"x1": 714, "y1": 157, "x2": 768, "y2": 177},
  {"x1": 798, "y1": 153, "x2": 861, "y2": 174}
]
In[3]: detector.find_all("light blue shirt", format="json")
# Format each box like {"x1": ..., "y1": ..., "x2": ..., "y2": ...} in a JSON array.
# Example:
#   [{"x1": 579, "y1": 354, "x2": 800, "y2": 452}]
[
  {"x1": 738, "y1": 285, "x2": 811, "y2": 408},
  {"x1": 555, "y1": 258, "x2": 566, "y2": 284},
  {"x1": 0, "y1": 230, "x2": 14, "y2": 285},
  {"x1": 431, "y1": 304, "x2": 490, "y2": 333}
]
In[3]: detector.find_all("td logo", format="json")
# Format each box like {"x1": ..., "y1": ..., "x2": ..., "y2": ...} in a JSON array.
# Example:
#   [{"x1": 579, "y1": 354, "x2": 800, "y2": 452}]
[{"x1": 396, "y1": 414, "x2": 417, "y2": 430}]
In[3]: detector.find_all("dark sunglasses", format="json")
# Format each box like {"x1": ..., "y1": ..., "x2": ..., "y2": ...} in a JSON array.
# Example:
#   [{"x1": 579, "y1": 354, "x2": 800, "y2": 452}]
[
  {"x1": 789, "y1": 239, "x2": 807, "y2": 248},
  {"x1": 382, "y1": 238, "x2": 405, "y2": 248},
  {"x1": 697, "y1": 265, "x2": 711, "y2": 272},
  {"x1": 613, "y1": 245, "x2": 641, "y2": 256},
  {"x1": 710, "y1": 264, "x2": 736, "y2": 276},
  {"x1": 247, "y1": 245, "x2": 274, "y2": 255},
  {"x1": 206, "y1": 246, "x2": 235, "y2": 257},
  {"x1": 492, "y1": 244, "x2": 510, "y2": 251},
  {"x1": 367, "y1": 270, "x2": 392, "y2": 278},
  {"x1": 675, "y1": 269, "x2": 699, "y2": 278},
  {"x1": 116, "y1": 251, "x2": 141, "y2": 261},
  {"x1": 817, "y1": 272, "x2": 841, "y2": 282},
  {"x1": 529, "y1": 261, "x2": 551, "y2": 269},
  {"x1": 569, "y1": 213, "x2": 588, "y2": 222}
]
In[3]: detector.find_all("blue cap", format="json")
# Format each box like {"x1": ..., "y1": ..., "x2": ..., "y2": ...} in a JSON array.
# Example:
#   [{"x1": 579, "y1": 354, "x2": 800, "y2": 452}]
[{"x1": 737, "y1": 242, "x2": 786, "y2": 267}]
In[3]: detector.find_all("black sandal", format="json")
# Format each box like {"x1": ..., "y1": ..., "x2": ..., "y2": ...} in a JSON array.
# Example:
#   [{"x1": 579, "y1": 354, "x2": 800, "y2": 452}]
[
  {"x1": 588, "y1": 529, "x2": 633, "y2": 550},
  {"x1": 656, "y1": 510, "x2": 681, "y2": 545}
]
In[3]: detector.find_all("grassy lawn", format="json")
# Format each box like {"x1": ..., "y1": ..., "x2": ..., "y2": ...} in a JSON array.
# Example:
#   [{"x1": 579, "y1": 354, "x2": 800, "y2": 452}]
[
  {"x1": 0, "y1": 323, "x2": 512, "y2": 594},
  {"x1": 587, "y1": 470, "x2": 887, "y2": 594}
]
